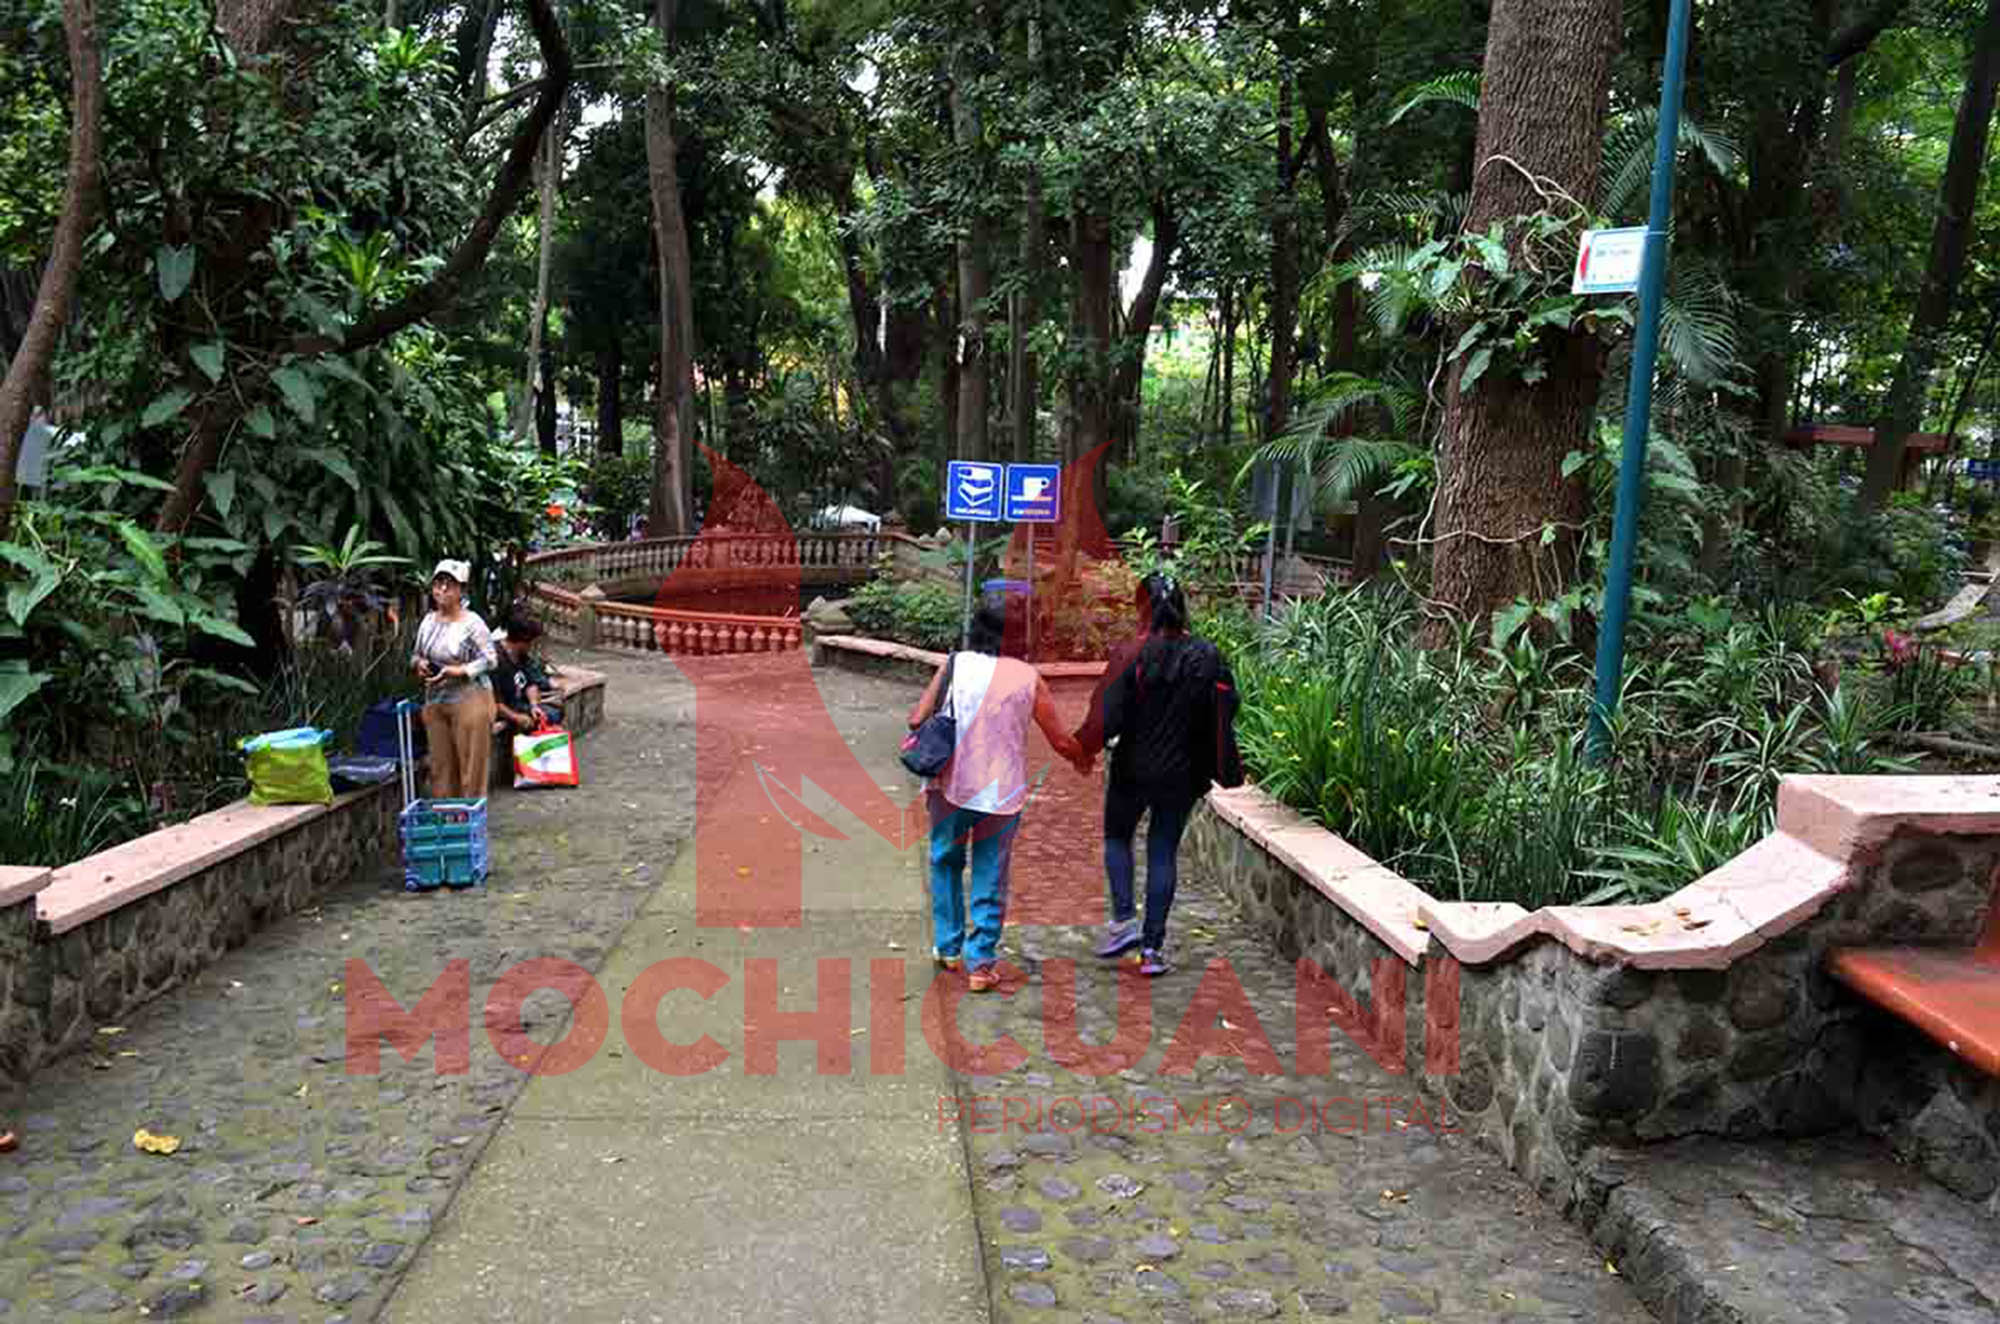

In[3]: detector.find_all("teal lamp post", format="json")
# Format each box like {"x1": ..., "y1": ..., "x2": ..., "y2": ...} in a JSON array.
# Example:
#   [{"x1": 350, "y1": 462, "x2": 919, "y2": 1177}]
[{"x1": 1587, "y1": 0, "x2": 1694, "y2": 759}]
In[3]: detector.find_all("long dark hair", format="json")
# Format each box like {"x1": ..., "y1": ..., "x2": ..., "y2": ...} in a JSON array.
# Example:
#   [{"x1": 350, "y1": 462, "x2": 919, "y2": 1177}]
[
  {"x1": 966, "y1": 592, "x2": 1008, "y2": 655},
  {"x1": 1142, "y1": 572, "x2": 1188, "y2": 634}
]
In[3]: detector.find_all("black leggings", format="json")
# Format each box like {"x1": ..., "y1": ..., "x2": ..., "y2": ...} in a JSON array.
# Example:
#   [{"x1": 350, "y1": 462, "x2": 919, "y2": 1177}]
[{"x1": 1103, "y1": 783, "x2": 1197, "y2": 951}]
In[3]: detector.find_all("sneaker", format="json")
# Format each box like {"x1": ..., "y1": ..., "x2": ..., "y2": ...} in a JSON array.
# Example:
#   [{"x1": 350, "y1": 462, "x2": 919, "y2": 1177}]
[
  {"x1": 1094, "y1": 918, "x2": 1141, "y2": 960},
  {"x1": 1138, "y1": 948, "x2": 1170, "y2": 977},
  {"x1": 968, "y1": 965, "x2": 1001, "y2": 993}
]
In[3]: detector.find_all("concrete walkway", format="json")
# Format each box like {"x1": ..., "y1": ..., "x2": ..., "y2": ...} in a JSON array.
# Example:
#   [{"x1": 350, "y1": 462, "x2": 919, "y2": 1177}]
[{"x1": 383, "y1": 655, "x2": 985, "y2": 1322}]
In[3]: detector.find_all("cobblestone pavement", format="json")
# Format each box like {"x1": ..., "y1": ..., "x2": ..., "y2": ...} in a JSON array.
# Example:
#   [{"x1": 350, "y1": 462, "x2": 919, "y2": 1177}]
[
  {"x1": 0, "y1": 648, "x2": 707, "y2": 1321},
  {"x1": 0, "y1": 653, "x2": 1656, "y2": 1321},
  {"x1": 951, "y1": 679, "x2": 1653, "y2": 1322},
  {"x1": 1590, "y1": 1134, "x2": 2000, "y2": 1324}
]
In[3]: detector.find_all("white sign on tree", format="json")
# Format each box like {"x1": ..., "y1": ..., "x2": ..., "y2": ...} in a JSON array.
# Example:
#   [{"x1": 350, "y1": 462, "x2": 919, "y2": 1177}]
[{"x1": 1573, "y1": 227, "x2": 1648, "y2": 295}]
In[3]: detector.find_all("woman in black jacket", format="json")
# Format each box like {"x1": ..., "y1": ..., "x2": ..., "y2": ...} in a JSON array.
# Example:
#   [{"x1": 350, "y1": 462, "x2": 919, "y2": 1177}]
[{"x1": 1090, "y1": 573, "x2": 1235, "y2": 975}]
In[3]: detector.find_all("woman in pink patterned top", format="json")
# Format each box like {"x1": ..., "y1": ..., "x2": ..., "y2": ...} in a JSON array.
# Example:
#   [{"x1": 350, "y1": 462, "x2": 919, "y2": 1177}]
[{"x1": 907, "y1": 594, "x2": 1085, "y2": 992}]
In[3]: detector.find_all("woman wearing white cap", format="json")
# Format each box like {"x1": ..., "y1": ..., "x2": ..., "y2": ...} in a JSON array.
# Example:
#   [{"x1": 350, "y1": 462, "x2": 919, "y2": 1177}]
[{"x1": 411, "y1": 559, "x2": 499, "y2": 797}]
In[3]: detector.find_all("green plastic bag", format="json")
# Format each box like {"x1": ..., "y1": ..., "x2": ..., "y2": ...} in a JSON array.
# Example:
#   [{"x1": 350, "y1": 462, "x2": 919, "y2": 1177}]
[{"x1": 240, "y1": 727, "x2": 335, "y2": 806}]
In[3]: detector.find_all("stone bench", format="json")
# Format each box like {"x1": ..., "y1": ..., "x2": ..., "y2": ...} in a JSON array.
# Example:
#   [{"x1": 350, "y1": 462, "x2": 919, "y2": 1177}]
[{"x1": 1828, "y1": 879, "x2": 2000, "y2": 1078}]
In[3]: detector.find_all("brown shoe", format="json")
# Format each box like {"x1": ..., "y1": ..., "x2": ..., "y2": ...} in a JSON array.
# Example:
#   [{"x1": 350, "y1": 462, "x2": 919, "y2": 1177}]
[{"x1": 968, "y1": 965, "x2": 1000, "y2": 993}]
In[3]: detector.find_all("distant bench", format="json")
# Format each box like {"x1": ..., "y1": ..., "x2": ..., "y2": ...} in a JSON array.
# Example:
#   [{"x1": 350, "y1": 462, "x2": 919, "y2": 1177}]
[
  {"x1": 0, "y1": 666, "x2": 606, "y2": 1089},
  {"x1": 1829, "y1": 884, "x2": 2000, "y2": 1078}
]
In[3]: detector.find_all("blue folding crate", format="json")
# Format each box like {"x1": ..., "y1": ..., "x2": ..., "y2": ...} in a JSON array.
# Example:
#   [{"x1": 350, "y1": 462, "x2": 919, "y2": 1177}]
[{"x1": 400, "y1": 798, "x2": 488, "y2": 891}]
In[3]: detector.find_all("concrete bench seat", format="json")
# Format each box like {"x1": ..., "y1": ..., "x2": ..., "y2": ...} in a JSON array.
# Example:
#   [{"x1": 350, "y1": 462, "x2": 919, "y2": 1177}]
[
  {"x1": 1828, "y1": 886, "x2": 2000, "y2": 1078},
  {"x1": 36, "y1": 791, "x2": 386, "y2": 937}
]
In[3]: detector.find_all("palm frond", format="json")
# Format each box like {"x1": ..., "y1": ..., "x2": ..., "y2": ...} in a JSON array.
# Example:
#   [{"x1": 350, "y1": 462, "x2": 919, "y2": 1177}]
[
  {"x1": 1601, "y1": 110, "x2": 1741, "y2": 218},
  {"x1": 1337, "y1": 190, "x2": 1471, "y2": 247},
  {"x1": 1658, "y1": 259, "x2": 1743, "y2": 388},
  {"x1": 1243, "y1": 373, "x2": 1428, "y2": 504},
  {"x1": 1387, "y1": 71, "x2": 1481, "y2": 126}
]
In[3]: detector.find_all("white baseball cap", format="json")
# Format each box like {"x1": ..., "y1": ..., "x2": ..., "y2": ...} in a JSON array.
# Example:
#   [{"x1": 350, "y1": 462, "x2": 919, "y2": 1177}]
[{"x1": 431, "y1": 559, "x2": 471, "y2": 585}]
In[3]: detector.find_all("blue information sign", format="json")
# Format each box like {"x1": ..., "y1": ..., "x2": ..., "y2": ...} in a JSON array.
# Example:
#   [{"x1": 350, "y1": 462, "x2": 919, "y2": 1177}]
[
  {"x1": 944, "y1": 460, "x2": 1003, "y2": 521},
  {"x1": 1969, "y1": 458, "x2": 2000, "y2": 483},
  {"x1": 1004, "y1": 464, "x2": 1062, "y2": 523}
]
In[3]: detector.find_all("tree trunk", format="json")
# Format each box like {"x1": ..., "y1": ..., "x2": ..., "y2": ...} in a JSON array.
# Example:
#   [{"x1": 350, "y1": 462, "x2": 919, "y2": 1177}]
[
  {"x1": 0, "y1": 0, "x2": 101, "y2": 531},
  {"x1": 1219, "y1": 283, "x2": 1237, "y2": 445},
  {"x1": 950, "y1": 72, "x2": 992, "y2": 462},
  {"x1": 1068, "y1": 209, "x2": 1115, "y2": 518},
  {"x1": 536, "y1": 343, "x2": 557, "y2": 455},
  {"x1": 644, "y1": 0, "x2": 697, "y2": 535},
  {"x1": 461, "y1": 0, "x2": 502, "y2": 129},
  {"x1": 596, "y1": 340, "x2": 623, "y2": 456},
  {"x1": 1428, "y1": 0, "x2": 1621, "y2": 639},
  {"x1": 516, "y1": 120, "x2": 562, "y2": 439},
  {"x1": 1010, "y1": 8, "x2": 1045, "y2": 465},
  {"x1": 1108, "y1": 200, "x2": 1180, "y2": 456},
  {"x1": 1861, "y1": 0, "x2": 2000, "y2": 507},
  {"x1": 1265, "y1": 46, "x2": 1302, "y2": 448},
  {"x1": 935, "y1": 283, "x2": 959, "y2": 467}
]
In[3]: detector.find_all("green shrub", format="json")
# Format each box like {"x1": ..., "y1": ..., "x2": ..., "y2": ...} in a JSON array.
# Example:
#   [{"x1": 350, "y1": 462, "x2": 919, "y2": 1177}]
[
  {"x1": 1227, "y1": 586, "x2": 1918, "y2": 908},
  {"x1": 846, "y1": 580, "x2": 962, "y2": 652}
]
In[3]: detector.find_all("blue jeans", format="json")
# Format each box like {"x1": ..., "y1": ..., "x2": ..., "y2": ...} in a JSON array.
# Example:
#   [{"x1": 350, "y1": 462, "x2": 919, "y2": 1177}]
[
  {"x1": 928, "y1": 793, "x2": 1020, "y2": 968},
  {"x1": 1104, "y1": 785, "x2": 1195, "y2": 951}
]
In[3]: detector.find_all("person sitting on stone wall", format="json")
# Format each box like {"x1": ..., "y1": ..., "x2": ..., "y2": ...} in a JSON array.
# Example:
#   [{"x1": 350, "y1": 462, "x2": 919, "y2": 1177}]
[{"x1": 491, "y1": 617, "x2": 563, "y2": 735}]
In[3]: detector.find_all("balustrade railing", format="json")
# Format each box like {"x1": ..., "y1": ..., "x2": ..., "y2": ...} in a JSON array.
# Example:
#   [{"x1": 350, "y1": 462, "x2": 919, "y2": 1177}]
[
  {"x1": 524, "y1": 535, "x2": 1353, "y2": 660},
  {"x1": 523, "y1": 532, "x2": 908, "y2": 586}
]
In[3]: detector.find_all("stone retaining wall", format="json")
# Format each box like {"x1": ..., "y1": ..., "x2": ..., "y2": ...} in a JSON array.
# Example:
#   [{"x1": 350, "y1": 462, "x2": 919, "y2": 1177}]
[
  {"x1": 0, "y1": 783, "x2": 401, "y2": 1088},
  {"x1": 1184, "y1": 795, "x2": 2000, "y2": 1217},
  {"x1": 0, "y1": 670, "x2": 610, "y2": 1093}
]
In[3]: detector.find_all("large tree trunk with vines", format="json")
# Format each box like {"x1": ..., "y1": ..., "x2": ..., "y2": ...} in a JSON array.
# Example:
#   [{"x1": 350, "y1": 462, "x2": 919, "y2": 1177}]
[
  {"x1": 1427, "y1": 0, "x2": 1620, "y2": 641},
  {"x1": 644, "y1": 0, "x2": 697, "y2": 535},
  {"x1": 1107, "y1": 200, "x2": 1179, "y2": 455},
  {"x1": 0, "y1": 0, "x2": 102, "y2": 532},
  {"x1": 1861, "y1": 0, "x2": 2000, "y2": 507}
]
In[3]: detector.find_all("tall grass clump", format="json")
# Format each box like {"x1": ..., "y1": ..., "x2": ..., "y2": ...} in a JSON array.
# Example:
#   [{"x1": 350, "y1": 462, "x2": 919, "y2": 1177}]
[{"x1": 1209, "y1": 586, "x2": 1916, "y2": 909}]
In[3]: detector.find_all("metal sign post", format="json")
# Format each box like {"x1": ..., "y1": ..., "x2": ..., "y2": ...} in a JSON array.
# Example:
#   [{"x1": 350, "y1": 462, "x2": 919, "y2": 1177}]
[
  {"x1": 1004, "y1": 464, "x2": 1062, "y2": 657},
  {"x1": 1026, "y1": 523, "x2": 1036, "y2": 658},
  {"x1": 962, "y1": 522, "x2": 977, "y2": 650},
  {"x1": 1587, "y1": 0, "x2": 1692, "y2": 760}
]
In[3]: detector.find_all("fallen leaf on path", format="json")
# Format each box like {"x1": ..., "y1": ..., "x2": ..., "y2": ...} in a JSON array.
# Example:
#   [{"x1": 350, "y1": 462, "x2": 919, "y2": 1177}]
[
  {"x1": 294, "y1": 1216, "x2": 317, "y2": 1226},
  {"x1": 133, "y1": 1129, "x2": 181, "y2": 1155},
  {"x1": 1606, "y1": 1261, "x2": 1620, "y2": 1276},
  {"x1": 294, "y1": 1083, "x2": 308, "y2": 1098},
  {"x1": 95, "y1": 1026, "x2": 125, "y2": 1037}
]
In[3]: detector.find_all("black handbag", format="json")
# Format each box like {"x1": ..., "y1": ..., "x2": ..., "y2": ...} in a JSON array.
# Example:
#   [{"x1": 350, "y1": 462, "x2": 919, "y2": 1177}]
[{"x1": 900, "y1": 655, "x2": 958, "y2": 777}]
